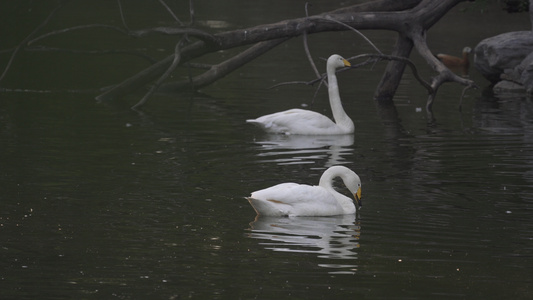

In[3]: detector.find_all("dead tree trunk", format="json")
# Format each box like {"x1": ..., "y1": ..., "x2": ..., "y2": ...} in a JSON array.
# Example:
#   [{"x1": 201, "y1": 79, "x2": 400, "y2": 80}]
[{"x1": 374, "y1": 33, "x2": 414, "y2": 103}]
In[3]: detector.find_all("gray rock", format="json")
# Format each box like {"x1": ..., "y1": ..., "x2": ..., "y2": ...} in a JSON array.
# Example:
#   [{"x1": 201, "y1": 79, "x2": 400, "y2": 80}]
[
  {"x1": 474, "y1": 31, "x2": 533, "y2": 82},
  {"x1": 519, "y1": 53, "x2": 533, "y2": 93},
  {"x1": 493, "y1": 80, "x2": 526, "y2": 95}
]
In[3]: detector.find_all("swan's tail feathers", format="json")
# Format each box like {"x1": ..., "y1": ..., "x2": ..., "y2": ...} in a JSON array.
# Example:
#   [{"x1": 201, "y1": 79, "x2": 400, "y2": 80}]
[
  {"x1": 246, "y1": 119, "x2": 262, "y2": 126},
  {"x1": 245, "y1": 197, "x2": 262, "y2": 216},
  {"x1": 246, "y1": 119, "x2": 269, "y2": 131},
  {"x1": 245, "y1": 197, "x2": 287, "y2": 217}
]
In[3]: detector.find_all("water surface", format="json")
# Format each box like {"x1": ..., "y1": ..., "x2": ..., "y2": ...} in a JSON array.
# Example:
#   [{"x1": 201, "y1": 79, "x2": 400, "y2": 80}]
[{"x1": 1, "y1": 1, "x2": 532, "y2": 299}]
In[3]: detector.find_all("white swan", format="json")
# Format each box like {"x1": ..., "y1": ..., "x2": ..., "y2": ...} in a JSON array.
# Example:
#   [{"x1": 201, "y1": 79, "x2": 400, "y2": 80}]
[
  {"x1": 246, "y1": 54, "x2": 354, "y2": 135},
  {"x1": 246, "y1": 165, "x2": 362, "y2": 217}
]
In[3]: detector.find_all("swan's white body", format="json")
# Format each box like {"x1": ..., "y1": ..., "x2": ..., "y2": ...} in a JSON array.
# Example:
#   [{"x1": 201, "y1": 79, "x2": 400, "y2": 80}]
[
  {"x1": 247, "y1": 54, "x2": 354, "y2": 135},
  {"x1": 246, "y1": 166, "x2": 362, "y2": 217}
]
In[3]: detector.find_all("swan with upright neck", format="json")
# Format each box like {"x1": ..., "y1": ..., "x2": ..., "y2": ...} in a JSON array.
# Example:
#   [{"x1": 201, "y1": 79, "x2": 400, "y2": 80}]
[
  {"x1": 246, "y1": 166, "x2": 362, "y2": 217},
  {"x1": 246, "y1": 54, "x2": 354, "y2": 135}
]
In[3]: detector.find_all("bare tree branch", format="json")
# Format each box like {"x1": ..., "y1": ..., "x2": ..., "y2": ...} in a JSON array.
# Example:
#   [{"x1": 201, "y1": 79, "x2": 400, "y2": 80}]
[
  {"x1": 28, "y1": 24, "x2": 128, "y2": 46},
  {"x1": 158, "y1": 37, "x2": 290, "y2": 93},
  {"x1": 132, "y1": 41, "x2": 183, "y2": 109},
  {"x1": 0, "y1": 2, "x2": 63, "y2": 83},
  {"x1": 3, "y1": 0, "x2": 477, "y2": 116},
  {"x1": 408, "y1": 27, "x2": 477, "y2": 113},
  {"x1": 158, "y1": 0, "x2": 183, "y2": 26},
  {"x1": 319, "y1": 16, "x2": 382, "y2": 54},
  {"x1": 303, "y1": 3, "x2": 321, "y2": 80},
  {"x1": 269, "y1": 53, "x2": 430, "y2": 96},
  {"x1": 28, "y1": 24, "x2": 216, "y2": 45},
  {"x1": 351, "y1": 53, "x2": 433, "y2": 92},
  {"x1": 117, "y1": 0, "x2": 129, "y2": 30},
  {"x1": 189, "y1": 0, "x2": 195, "y2": 25},
  {"x1": 27, "y1": 45, "x2": 157, "y2": 63},
  {"x1": 96, "y1": 0, "x2": 471, "y2": 103}
]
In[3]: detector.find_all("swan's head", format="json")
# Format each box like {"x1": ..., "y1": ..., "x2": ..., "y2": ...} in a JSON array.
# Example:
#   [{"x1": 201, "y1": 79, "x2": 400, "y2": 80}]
[
  {"x1": 345, "y1": 173, "x2": 362, "y2": 208},
  {"x1": 328, "y1": 54, "x2": 351, "y2": 69},
  {"x1": 336, "y1": 167, "x2": 361, "y2": 208}
]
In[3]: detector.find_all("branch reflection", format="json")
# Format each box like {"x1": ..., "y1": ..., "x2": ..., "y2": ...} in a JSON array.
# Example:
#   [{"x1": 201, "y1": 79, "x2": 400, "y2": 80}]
[{"x1": 252, "y1": 134, "x2": 354, "y2": 166}]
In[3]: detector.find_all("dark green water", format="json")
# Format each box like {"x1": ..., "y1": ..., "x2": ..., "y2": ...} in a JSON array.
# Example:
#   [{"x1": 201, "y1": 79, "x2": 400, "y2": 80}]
[{"x1": 1, "y1": 1, "x2": 532, "y2": 299}]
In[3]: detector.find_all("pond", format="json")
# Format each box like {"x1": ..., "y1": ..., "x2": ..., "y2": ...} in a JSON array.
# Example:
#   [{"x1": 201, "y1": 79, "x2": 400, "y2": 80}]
[{"x1": 1, "y1": 1, "x2": 532, "y2": 299}]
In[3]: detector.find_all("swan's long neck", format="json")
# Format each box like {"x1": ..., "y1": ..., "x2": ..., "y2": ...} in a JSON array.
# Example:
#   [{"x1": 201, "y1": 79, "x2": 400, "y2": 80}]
[
  {"x1": 318, "y1": 166, "x2": 353, "y2": 210},
  {"x1": 327, "y1": 66, "x2": 354, "y2": 131}
]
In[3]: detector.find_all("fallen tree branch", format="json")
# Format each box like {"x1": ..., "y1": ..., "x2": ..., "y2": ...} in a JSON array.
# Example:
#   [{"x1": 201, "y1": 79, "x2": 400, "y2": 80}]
[
  {"x1": 158, "y1": 37, "x2": 290, "y2": 93},
  {"x1": 95, "y1": 0, "x2": 473, "y2": 105},
  {"x1": 3, "y1": 0, "x2": 477, "y2": 116},
  {"x1": 132, "y1": 41, "x2": 182, "y2": 110}
]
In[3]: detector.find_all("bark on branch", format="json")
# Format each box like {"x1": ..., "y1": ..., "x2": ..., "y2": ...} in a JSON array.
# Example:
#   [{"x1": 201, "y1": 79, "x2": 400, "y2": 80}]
[
  {"x1": 94, "y1": 0, "x2": 474, "y2": 111},
  {"x1": 2, "y1": 0, "x2": 476, "y2": 114}
]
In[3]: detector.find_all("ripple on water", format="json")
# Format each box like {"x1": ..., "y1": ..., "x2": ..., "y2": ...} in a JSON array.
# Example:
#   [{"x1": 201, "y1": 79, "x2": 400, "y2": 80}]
[
  {"x1": 251, "y1": 134, "x2": 355, "y2": 166},
  {"x1": 246, "y1": 214, "x2": 361, "y2": 274}
]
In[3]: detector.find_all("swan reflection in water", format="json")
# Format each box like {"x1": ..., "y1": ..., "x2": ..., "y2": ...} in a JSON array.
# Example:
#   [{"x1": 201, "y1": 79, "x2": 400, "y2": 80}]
[
  {"x1": 246, "y1": 214, "x2": 361, "y2": 274},
  {"x1": 253, "y1": 134, "x2": 354, "y2": 166}
]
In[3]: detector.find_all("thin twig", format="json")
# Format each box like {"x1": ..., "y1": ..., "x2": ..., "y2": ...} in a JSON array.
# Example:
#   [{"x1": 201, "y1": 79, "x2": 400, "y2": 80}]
[
  {"x1": 158, "y1": 0, "x2": 183, "y2": 26},
  {"x1": 189, "y1": 0, "x2": 195, "y2": 25},
  {"x1": 311, "y1": 77, "x2": 328, "y2": 105},
  {"x1": 117, "y1": 0, "x2": 129, "y2": 30},
  {"x1": 458, "y1": 82, "x2": 478, "y2": 110},
  {"x1": 27, "y1": 45, "x2": 158, "y2": 63},
  {"x1": 321, "y1": 15, "x2": 382, "y2": 54},
  {"x1": 159, "y1": 37, "x2": 290, "y2": 93},
  {"x1": 132, "y1": 41, "x2": 182, "y2": 110},
  {"x1": 303, "y1": 2, "x2": 321, "y2": 81},
  {"x1": 268, "y1": 81, "x2": 312, "y2": 89},
  {"x1": 269, "y1": 53, "x2": 432, "y2": 100},
  {"x1": 0, "y1": 2, "x2": 63, "y2": 83},
  {"x1": 302, "y1": 31, "x2": 320, "y2": 78},
  {"x1": 349, "y1": 53, "x2": 433, "y2": 93},
  {"x1": 268, "y1": 58, "x2": 373, "y2": 90},
  {"x1": 28, "y1": 24, "x2": 129, "y2": 45}
]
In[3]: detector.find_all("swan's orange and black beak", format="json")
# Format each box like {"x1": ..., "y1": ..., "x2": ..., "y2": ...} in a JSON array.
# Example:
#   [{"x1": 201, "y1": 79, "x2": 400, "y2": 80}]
[
  {"x1": 354, "y1": 187, "x2": 362, "y2": 208},
  {"x1": 343, "y1": 59, "x2": 351, "y2": 67}
]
